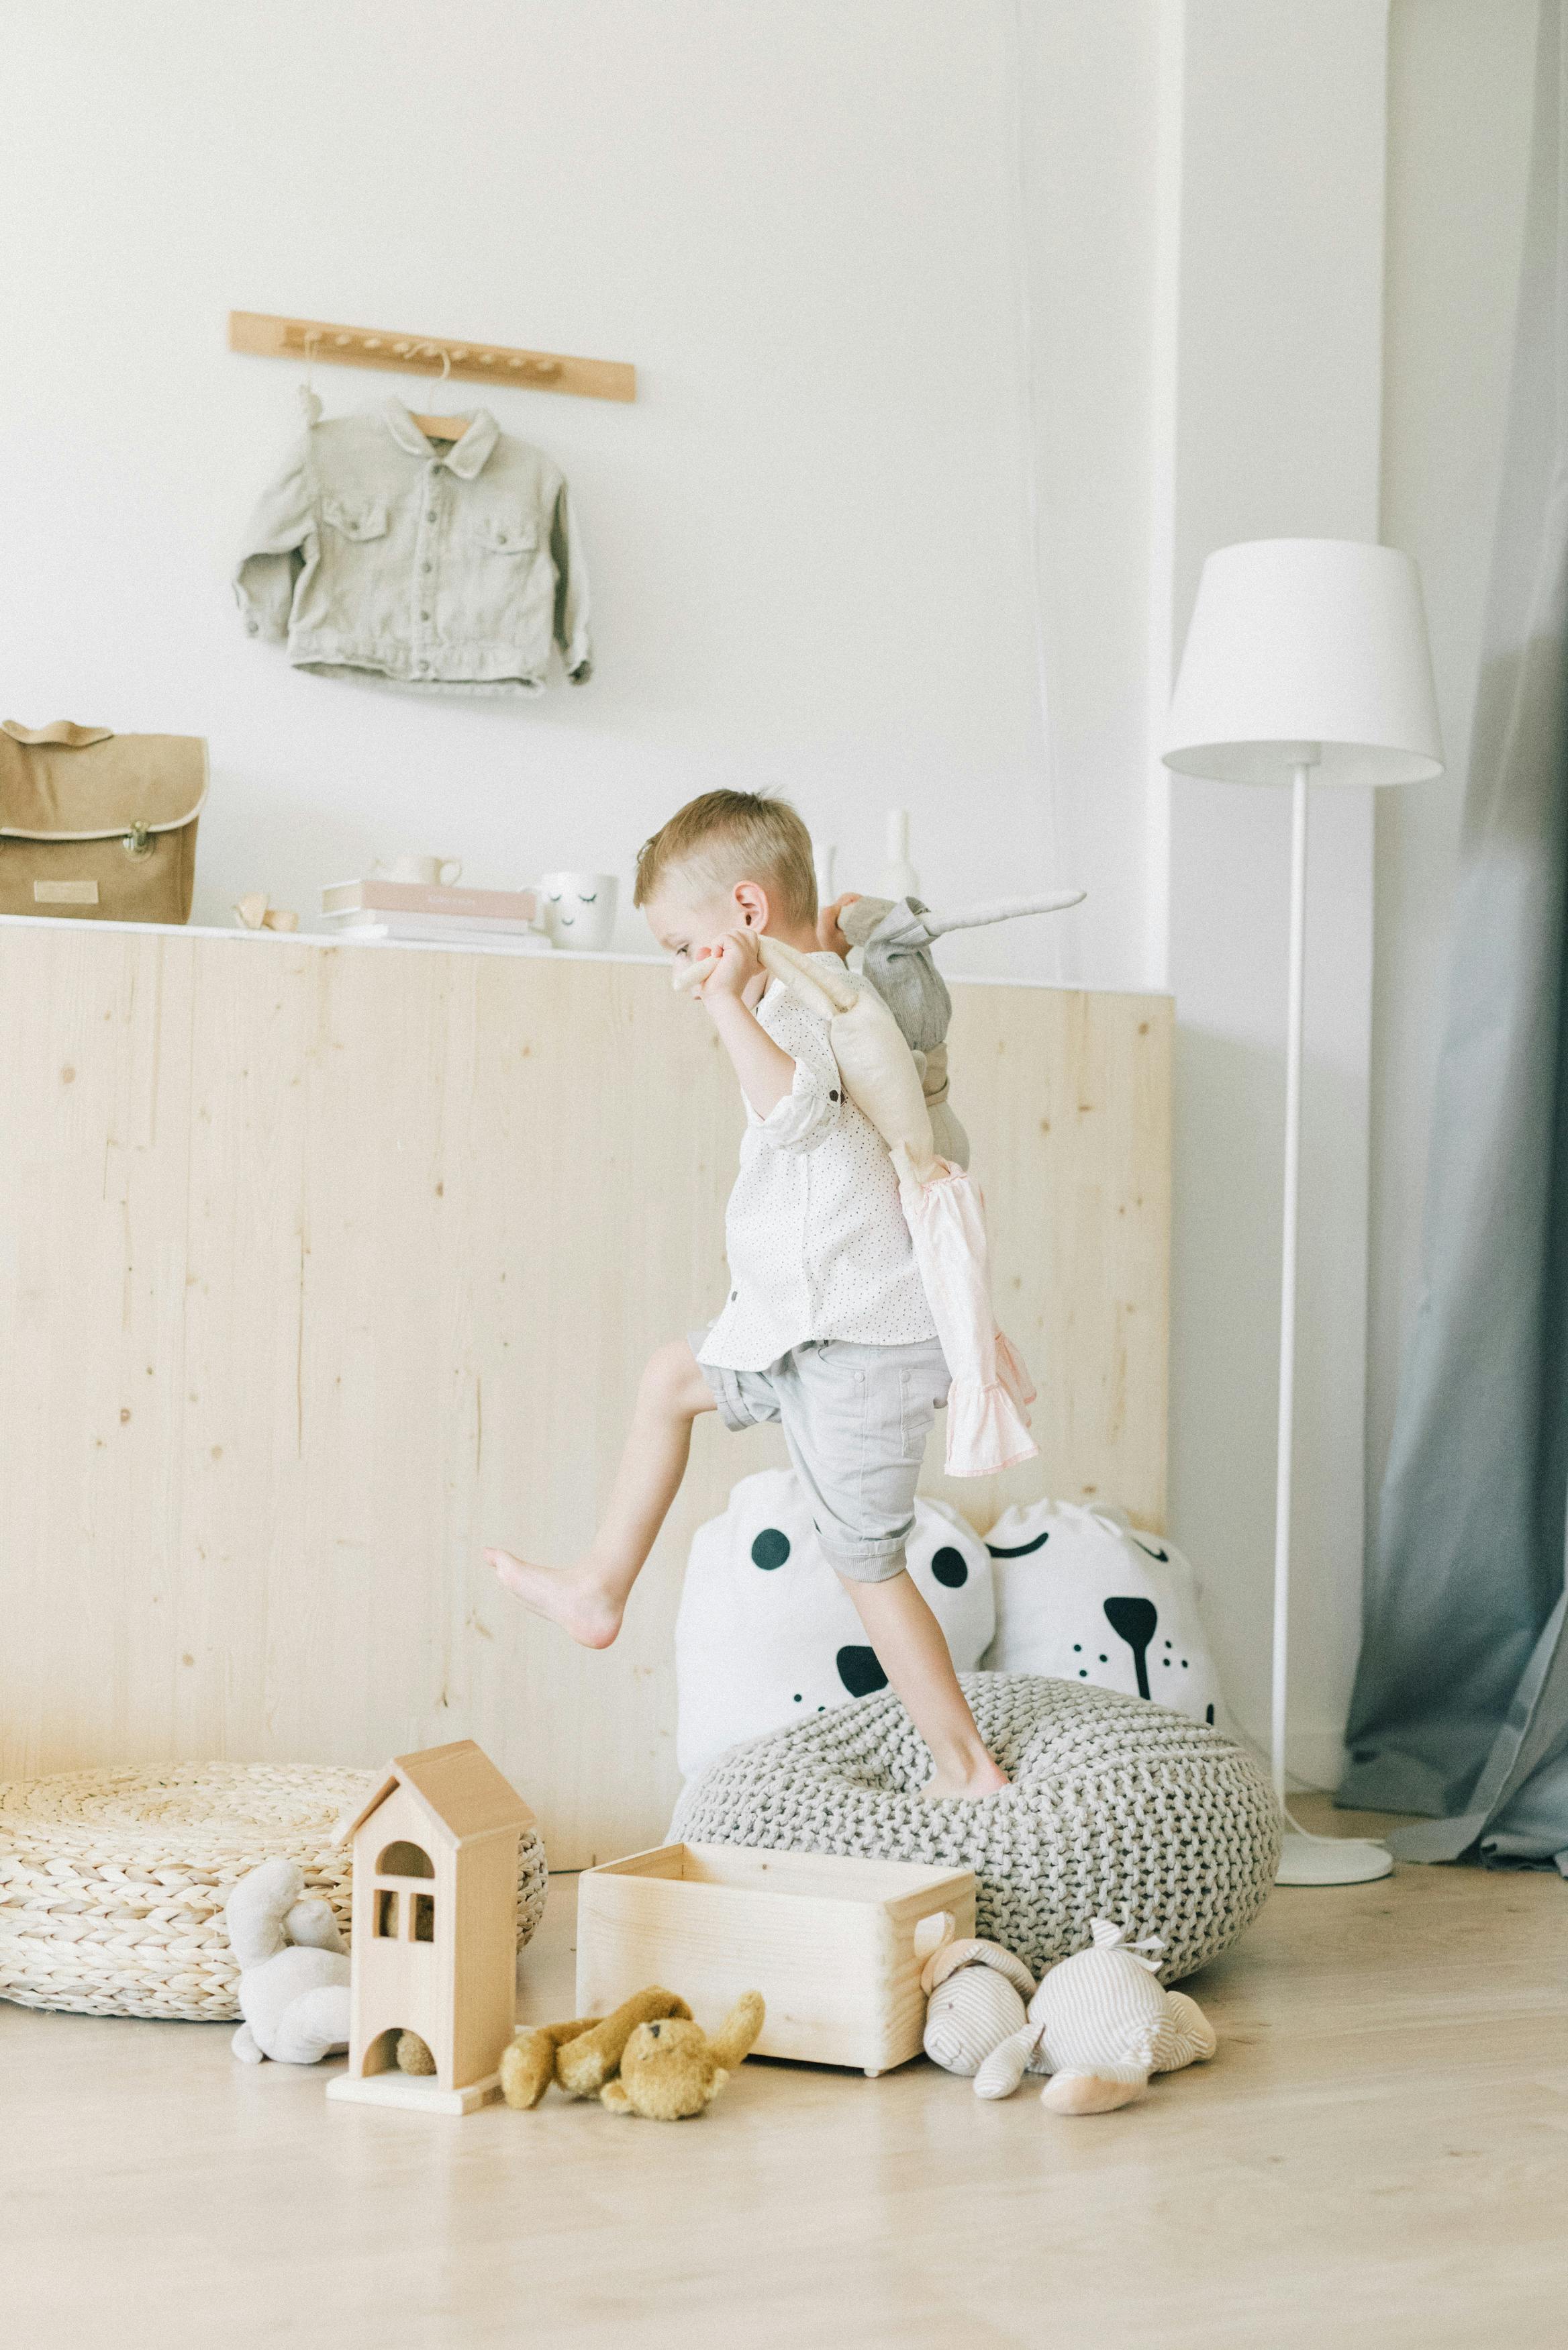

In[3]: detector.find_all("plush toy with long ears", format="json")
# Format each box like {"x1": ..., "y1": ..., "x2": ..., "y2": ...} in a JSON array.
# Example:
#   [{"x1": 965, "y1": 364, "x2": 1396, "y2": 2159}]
[{"x1": 834, "y1": 889, "x2": 1085, "y2": 1166}]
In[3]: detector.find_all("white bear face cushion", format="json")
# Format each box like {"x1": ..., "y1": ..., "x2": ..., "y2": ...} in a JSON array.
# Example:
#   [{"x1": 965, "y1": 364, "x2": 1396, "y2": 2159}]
[
  {"x1": 979, "y1": 1499, "x2": 1224, "y2": 1730},
  {"x1": 675, "y1": 1468, "x2": 993, "y2": 1779}
]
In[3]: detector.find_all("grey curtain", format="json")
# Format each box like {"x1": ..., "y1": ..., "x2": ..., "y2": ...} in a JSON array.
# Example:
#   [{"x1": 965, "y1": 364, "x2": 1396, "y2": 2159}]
[{"x1": 1339, "y1": 0, "x2": 1568, "y2": 1869}]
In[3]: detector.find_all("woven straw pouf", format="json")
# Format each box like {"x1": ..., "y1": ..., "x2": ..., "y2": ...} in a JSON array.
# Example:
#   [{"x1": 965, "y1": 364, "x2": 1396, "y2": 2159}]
[
  {"x1": 0, "y1": 1761, "x2": 549, "y2": 2022},
  {"x1": 672, "y1": 1673, "x2": 1279, "y2": 1984}
]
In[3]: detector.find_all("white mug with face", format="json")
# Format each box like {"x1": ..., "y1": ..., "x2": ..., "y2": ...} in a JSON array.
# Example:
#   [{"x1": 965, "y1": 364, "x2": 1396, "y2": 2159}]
[
  {"x1": 375, "y1": 853, "x2": 462, "y2": 887},
  {"x1": 538, "y1": 872, "x2": 618, "y2": 950}
]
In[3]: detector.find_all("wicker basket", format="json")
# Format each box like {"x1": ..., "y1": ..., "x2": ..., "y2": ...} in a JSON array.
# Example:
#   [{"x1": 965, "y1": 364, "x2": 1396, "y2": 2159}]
[{"x1": 0, "y1": 1761, "x2": 549, "y2": 2022}]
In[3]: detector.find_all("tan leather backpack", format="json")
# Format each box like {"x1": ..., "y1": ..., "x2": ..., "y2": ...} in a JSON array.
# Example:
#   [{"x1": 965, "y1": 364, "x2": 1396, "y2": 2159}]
[{"x1": 0, "y1": 720, "x2": 207, "y2": 923}]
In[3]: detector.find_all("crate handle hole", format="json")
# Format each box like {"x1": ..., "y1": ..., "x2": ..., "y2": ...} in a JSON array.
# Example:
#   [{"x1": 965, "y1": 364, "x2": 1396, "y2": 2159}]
[{"x1": 913, "y1": 1911, "x2": 956, "y2": 1961}]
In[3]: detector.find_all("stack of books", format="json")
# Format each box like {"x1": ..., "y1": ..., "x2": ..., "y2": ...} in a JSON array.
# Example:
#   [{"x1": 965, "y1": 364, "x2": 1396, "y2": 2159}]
[{"x1": 320, "y1": 879, "x2": 548, "y2": 949}]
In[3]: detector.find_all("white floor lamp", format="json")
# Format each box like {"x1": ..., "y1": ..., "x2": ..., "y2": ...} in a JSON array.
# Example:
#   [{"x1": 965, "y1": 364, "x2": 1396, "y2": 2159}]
[{"x1": 1163, "y1": 539, "x2": 1444, "y2": 1887}]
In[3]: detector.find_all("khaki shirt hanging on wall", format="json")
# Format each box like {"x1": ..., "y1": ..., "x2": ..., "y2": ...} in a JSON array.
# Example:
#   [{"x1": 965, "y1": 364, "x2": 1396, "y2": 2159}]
[{"x1": 234, "y1": 400, "x2": 591, "y2": 696}]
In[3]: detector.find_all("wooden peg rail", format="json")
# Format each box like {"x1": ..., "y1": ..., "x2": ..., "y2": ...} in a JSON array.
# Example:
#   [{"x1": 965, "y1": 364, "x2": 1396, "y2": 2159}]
[{"x1": 228, "y1": 311, "x2": 636, "y2": 404}]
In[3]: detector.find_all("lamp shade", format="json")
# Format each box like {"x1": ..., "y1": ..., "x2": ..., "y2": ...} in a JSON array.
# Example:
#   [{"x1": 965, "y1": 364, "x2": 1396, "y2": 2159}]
[{"x1": 1163, "y1": 538, "x2": 1444, "y2": 786}]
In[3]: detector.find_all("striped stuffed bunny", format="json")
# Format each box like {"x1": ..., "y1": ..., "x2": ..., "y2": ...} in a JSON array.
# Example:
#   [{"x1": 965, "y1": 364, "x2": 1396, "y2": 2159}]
[
  {"x1": 973, "y1": 1918, "x2": 1217, "y2": 2115},
  {"x1": 919, "y1": 1921, "x2": 1037, "y2": 2075}
]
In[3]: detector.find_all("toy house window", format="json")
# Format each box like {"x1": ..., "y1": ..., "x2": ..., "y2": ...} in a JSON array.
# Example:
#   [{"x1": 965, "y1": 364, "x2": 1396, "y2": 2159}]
[
  {"x1": 375, "y1": 1889, "x2": 400, "y2": 1937},
  {"x1": 376, "y1": 1839, "x2": 434, "y2": 1878}
]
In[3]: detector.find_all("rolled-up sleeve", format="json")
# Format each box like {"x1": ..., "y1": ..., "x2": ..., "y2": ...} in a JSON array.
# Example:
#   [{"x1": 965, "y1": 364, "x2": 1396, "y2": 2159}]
[{"x1": 754, "y1": 1019, "x2": 842, "y2": 1153}]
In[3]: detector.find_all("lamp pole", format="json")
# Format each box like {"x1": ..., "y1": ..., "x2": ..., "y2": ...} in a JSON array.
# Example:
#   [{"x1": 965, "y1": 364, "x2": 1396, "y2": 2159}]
[{"x1": 1272, "y1": 759, "x2": 1313, "y2": 1809}]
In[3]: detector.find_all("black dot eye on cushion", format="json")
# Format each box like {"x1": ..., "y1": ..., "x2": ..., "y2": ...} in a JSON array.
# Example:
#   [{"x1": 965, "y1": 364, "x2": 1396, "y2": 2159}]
[
  {"x1": 750, "y1": 1528, "x2": 790, "y2": 1570},
  {"x1": 836, "y1": 1645, "x2": 889, "y2": 1698},
  {"x1": 930, "y1": 1546, "x2": 969, "y2": 1589}
]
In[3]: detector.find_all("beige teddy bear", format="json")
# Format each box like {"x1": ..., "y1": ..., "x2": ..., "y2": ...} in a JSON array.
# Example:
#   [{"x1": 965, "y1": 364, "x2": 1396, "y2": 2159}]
[{"x1": 501, "y1": 1985, "x2": 765, "y2": 2120}]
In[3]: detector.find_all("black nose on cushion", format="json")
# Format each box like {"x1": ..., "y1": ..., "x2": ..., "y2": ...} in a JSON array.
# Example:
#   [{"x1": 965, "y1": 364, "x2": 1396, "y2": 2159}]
[
  {"x1": 751, "y1": 1528, "x2": 791, "y2": 1570},
  {"x1": 930, "y1": 1546, "x2": 969, "y2": 1588}
]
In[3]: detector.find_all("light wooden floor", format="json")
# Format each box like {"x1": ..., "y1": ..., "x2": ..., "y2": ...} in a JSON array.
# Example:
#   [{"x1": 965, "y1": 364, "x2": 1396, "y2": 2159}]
[{"x1": 3, "y1": 1799, "x2": 1563, "y2": 2350}]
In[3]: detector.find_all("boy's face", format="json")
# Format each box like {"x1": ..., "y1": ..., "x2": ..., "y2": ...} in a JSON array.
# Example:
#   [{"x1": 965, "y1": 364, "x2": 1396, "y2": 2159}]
[
  {"x1": 644, "y1": 878, "x2": 770, "y2": 1005},
  {"x1": 642, "y1": 880, "x2": 751, "y2": 970}
]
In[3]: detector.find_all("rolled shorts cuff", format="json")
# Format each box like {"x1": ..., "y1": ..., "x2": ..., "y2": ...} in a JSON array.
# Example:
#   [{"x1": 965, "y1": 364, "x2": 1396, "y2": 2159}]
[{"x1": 816, "y1": 1533, "x2": 912, "y2": 1586}]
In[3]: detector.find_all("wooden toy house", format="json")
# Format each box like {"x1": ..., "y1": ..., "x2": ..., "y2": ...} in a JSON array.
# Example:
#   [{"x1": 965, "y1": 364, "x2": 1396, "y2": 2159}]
[{"x1": 326, "y1": 1739, "x2": 535, "y2": 2114}]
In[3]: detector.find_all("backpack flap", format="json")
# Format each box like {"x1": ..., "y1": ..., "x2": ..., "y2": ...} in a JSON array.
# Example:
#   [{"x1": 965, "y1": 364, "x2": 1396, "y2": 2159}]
[{"x1": 0, "y1": 722, "x2": 209, "y2": 924}]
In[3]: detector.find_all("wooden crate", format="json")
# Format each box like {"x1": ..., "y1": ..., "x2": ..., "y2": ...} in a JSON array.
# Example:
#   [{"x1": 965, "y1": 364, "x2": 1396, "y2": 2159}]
[{"x1": 575, "y1": 1842, "x2": 977, "y2": 2076}]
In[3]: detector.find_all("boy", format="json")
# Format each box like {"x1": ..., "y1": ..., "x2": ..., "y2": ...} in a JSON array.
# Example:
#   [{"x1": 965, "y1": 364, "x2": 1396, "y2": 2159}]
[{"x1": 487, "y1": 790, "x2": 1008, "y2": 1799}]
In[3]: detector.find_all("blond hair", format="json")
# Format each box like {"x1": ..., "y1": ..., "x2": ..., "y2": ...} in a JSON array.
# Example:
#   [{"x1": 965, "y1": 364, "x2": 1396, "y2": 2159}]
[{"x1": 633, "y1": 790, "x2": 818, "y2": 923}]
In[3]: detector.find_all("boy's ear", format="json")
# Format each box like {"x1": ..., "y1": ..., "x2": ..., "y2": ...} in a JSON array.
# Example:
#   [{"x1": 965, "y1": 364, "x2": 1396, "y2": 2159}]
[{"x1": 732, "y1": 880, "x2": 769, "y2": 932}]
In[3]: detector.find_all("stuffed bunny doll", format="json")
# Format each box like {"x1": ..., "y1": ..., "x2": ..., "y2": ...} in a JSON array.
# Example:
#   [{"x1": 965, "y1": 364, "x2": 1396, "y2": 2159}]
[
  {"x1": 225, "y1": 1858, "x2": 352, "y2": 2065},
  {"x1": 837, "y1": 889, "x2": 1085, "y2": 1166},
  {"x1": 973, "y1": 1918, "x2": 1217, "y2": 2114},
  {"x1": 919, "y1": 1917, "x2": 1038, "y2": 2076}
]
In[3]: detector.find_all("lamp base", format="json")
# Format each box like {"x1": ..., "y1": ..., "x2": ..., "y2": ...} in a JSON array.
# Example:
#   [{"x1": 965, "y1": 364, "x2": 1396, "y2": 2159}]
[{"x1": 1275, "y1": 1832, "x2": 1393, "y2": 1887}]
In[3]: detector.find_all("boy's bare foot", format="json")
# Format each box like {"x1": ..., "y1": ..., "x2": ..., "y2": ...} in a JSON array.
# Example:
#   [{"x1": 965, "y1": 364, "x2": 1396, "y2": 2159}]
[
  {"x1": 486, "y1": 1551, "x2": 624, "y2": 1649},
  {"x1": 924, "y1": 1754, "x2": 1012, "y2": 1802}
]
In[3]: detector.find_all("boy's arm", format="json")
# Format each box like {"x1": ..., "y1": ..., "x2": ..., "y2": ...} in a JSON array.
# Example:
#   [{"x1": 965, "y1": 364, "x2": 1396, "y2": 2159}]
[
  {"x1": 816, "y1": 892, "x2": 863, "y2": 960},
  {"x1": 695, "y1": 933, "x2": 798, "y2": 1118}
]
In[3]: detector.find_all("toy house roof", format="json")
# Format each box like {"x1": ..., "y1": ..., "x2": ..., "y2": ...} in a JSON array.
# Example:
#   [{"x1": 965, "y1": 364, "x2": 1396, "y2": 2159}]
[{"x1": 338, "y1": 1739, "x2": 535, "y2": 1848}]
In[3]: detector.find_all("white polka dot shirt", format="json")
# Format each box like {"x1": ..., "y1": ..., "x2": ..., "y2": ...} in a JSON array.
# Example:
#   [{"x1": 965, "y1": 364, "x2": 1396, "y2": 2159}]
[{"x1": 698, "y1": 956, "x2": 938, "y2": 1372}]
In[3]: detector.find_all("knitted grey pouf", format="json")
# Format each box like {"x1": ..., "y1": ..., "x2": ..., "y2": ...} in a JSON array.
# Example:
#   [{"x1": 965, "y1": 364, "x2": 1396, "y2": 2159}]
[{"x1": 670, "y1": 1673, "x2": 1279, "y2": 1983}]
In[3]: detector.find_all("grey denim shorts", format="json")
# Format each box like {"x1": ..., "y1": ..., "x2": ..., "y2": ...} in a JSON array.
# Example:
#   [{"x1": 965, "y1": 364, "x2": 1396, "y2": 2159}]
[{"x1": 691, "y1": 1331, "x2": 950, "y2": 1581}]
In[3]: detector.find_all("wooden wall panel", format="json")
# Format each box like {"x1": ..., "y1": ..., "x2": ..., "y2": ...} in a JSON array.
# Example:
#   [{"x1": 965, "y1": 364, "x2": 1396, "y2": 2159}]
[{"x1": 0, "y1": 927, "x2": 1169, "y2": 1863}]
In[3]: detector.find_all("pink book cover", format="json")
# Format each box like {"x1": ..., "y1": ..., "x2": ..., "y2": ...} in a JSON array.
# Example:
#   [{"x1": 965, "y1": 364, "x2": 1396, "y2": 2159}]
[{"x1": 322, "y1": 879, "x2": 538, "y2": 921}]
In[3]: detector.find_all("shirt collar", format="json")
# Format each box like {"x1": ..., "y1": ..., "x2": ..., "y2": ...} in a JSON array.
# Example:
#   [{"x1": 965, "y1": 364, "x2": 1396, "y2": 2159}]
[{"x1": 381, "y1": 398, "x2": 500, "y2": 477}]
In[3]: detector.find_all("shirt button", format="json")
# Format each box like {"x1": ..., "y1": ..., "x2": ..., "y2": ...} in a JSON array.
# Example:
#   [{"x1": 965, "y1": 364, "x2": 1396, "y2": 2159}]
[
  {"x1": 419, "y1": 609, "x2": 430, "y2": 622},
  {"x1": 244, "y1": 618, "x2": 258, "y2": 636},
  {"x1": 730, "y1": 1291, "x2": 738, "y2": 1302},
  {"x1": 426, "y1": 508, "x2": 438, "y2": 522},
  {"x1": 421, "y1": 560, "x2": 433, "y2": 574}
]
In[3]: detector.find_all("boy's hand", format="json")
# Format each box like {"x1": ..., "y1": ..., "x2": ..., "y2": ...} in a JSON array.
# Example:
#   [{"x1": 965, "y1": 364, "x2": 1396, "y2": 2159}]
[
  {"x1": 817, "y1": 893, "x2": 863, "y2": 959},
  {"x1": 695, "y1": 927, "x2": 763, "y2": 1000}
]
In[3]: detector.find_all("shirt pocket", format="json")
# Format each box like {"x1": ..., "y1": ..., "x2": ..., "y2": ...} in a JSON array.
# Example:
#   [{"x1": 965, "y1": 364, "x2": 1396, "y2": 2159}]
[
  {"x1": 469, "y1": 512, "x2": 539, "y2": 560},
  {"x1": 321, "y1": 497, "x2": 390, "y2": 544},
  {"x1": 466, "y1": 510, "x2": 548, "y2": 641}
]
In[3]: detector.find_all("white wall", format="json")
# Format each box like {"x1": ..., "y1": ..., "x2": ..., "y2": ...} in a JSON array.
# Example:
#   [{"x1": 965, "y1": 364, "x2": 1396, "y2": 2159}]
[
  {"x1": 1369, "y1": 0, "x2": 1536, "y2": 1545},
  {"x1": 0, "y1": 0, "x2": 1160, "y2": 989},
  {"x1": 1157, "y1": 1, "x2": 1390, "y2": 1785}
]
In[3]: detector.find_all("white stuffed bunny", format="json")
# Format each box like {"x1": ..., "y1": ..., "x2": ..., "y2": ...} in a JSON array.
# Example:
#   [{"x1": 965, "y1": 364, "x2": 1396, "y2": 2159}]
[
  {"x1": 973, "y1": 1918, "x2": 1216, "y2": 2115},
  {"x1": 919, "y1": 1920, "x2": 1037, "y2": 2076},
  {"x1": 225, "y1": 1858, "x2": 352, "y2": 2066}
]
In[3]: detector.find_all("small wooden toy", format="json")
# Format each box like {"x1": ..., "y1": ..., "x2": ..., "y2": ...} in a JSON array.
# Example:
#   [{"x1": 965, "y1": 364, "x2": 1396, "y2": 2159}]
[{"x1": 326, "y1": 1739, "x2": 535, "y2": 2115}]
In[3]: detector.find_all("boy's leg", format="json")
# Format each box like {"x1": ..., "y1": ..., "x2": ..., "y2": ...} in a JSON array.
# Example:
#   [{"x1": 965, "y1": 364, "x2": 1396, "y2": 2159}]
[
  {"x1": 781, "y1": 1340, "x2": 1006, "y2": 1801},
  {"x1": 488, "y1": 1339, "x2": 716, "y2": 1648},
  {"x1": 840, "y1": 1565, "x2": 1010, "y2": 1801}
]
